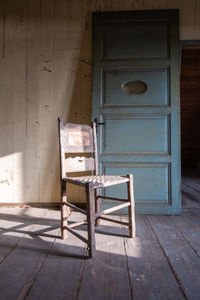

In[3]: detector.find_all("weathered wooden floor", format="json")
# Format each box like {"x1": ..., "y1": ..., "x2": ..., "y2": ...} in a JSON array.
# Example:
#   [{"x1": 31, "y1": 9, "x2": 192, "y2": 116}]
[
  {"x1": 0, "y1": 206, "x2": 199, "y2": 300},
  {"x1": 182, "y1": 168, "x2": 200, "y2": 209},
  {"x1": 0, "y1": 169, "x2": 200, "y2": 300}
]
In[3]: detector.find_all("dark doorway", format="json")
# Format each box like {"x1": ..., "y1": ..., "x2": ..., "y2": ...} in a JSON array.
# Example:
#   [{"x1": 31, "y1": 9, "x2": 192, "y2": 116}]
[{"x1": 180, "y1": 43, "x2": 200, "y2": 208}]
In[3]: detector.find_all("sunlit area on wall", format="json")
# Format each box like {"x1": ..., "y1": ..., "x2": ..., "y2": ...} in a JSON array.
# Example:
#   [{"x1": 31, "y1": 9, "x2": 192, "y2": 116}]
[{"x1": 0, "y1": 152, "x2": 23, "y2": 203}]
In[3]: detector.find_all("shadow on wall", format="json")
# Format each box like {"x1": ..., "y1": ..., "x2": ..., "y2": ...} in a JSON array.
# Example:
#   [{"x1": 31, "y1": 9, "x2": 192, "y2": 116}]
[{"x1": 0, "y1": 0, "x2": 92, "y2": 205}]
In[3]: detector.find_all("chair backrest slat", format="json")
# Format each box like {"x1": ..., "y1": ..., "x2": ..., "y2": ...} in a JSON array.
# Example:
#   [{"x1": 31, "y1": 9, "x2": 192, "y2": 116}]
[
  {"x1": 58, "y1": 118, "x2": 98, "y2": 178},
  {"x1": 60, "y1": 122, "x2": 94, "y2": 153},
  {"x1": 64, "y1": 156, "x2": 95, "y2": 173}
]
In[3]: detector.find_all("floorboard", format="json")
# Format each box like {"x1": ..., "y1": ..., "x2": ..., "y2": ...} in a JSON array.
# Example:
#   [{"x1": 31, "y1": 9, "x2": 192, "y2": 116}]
[
  {"x1": 0, "y1": 208, "x2": 46, "y2": 264},
  {"x1": 182, "y1": 168, "x2": 200, "y2": 208},
  {"x1": 78, "y1": 217, "x2": 132, "y2": 300},
  {"x1": 169, "y1": 213, "x2": 200, "y2": 257},
  {"x1": 122, "y1": 215, "x2": 184, "y2": 300},
  {"x1": 26, "y1": 213, "x2": 87, "y2": 300},
  {"x1": 147, "y1": 215, "x2": 200, "y2": 300},
  {"x1": 0, "y1": 208, "x2": 59, "y2": 300},
  {"x1": 0, "y1": 169, "x2": 200, "y2": 300}
]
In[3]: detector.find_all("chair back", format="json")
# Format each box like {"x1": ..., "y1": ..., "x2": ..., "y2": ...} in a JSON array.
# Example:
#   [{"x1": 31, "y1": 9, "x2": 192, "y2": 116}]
[{"x1": 58, "y1": 118, "x2": 98, "y2": 179}]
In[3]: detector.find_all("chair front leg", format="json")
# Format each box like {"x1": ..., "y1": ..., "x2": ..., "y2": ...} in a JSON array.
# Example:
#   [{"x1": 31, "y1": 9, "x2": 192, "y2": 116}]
[
  {"x1": 61, "y1": 180, "x2": 68, "y2": 239},
  {"x1": 127, "y1": 174, "x2": 136, "y2": 238},
  {"x1": 95, "y1": 188, "x2": 100, "y2": 227},
  {"x1": 86, "y1": 183, "x2": 96, "y2": 258}
]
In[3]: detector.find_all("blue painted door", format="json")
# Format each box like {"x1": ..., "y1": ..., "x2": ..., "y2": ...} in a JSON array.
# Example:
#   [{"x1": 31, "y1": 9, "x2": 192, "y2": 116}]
[{"x1": 92, "y1": 10, "x2": 181, "y2": 214}]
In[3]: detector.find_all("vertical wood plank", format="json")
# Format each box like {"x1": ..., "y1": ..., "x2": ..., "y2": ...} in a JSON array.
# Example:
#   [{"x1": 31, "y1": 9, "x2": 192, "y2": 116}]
[
  {"x1": 24, "y1": 0, "x2": 41, "y2": 203},
  {"x1": 38, "y1": 0, "x2": 55, "y2": 203},
  {"x1": 12, "y1": 0, "x2": 27, "y2": 203},
  {"x1": 68, "y1": 0, "x2": 83, "y2": 31},
  {"x1": 194, "y1": 0, "x2": 200, "y2": 40},
  {"x1": 179, "y1": 0, "x2": 195, "y2": 39},
  {"x1": 0, "y1": 0, "x2": 14, "y2": 202}
]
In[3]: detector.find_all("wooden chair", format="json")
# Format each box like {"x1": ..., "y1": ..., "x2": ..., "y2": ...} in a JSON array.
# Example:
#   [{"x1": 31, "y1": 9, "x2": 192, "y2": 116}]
[{"x1": 58, "y1": 118, "x2": 135, "y2": 258}]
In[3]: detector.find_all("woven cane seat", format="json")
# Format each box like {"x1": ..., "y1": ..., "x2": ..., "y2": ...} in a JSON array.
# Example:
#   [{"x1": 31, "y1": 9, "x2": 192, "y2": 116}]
[{"x1": 66, "y1": 175, "x2": 129, "y2": 188}]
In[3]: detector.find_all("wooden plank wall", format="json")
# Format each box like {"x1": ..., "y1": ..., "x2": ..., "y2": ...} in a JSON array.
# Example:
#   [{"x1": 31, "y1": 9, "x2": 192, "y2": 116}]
[
  {"x1": 0, "y1": 0, "x2": 200, "y2": 204},
  {"x1": 181, "y1": 46, "x2": 200, "y2": 168}
]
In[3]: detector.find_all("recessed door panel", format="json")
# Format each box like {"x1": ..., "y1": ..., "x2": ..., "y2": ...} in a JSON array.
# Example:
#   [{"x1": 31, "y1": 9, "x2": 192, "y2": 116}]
[
  {"x1": 102, "y1": 21, "x2": 169, "y2": 59},
  {"x1": 102, "y1": 116, "x2": 169, "y2": 154},
  {"x1": 102, "y1": 68, "x2": 169, "y2": 106},
  {"x1": 102, "y1": 163, "x2": 170, "y2": 206}
]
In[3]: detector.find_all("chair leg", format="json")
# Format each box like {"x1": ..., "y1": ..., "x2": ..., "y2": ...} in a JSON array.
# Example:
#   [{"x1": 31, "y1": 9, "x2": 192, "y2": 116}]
[
  {"x1": 86, "y1": 183, "x2": 96, "y2": 258},
  {"x1": 61, "y1": 180, "x2": 68, "y2": 240},
  {"x1": 95, "y1": 188, "x2": 100, "y2": 227},
  {"x1": 127, "y1": 174, "x2": 136, "y2": 238}
]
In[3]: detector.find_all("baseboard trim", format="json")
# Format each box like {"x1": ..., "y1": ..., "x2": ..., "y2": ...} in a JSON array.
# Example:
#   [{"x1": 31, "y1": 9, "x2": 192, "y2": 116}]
[
  {"x1": 0, "y1": 202, "x2": 86, "y2": 209},
  {"x1": 0, "y1": 202, "x2": 60, "y2": 208}
]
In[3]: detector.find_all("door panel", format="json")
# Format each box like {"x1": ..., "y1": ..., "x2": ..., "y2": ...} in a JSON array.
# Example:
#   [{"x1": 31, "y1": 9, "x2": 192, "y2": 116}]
[
  {"x1": 102, "y1": 116, "x2": 169, "y2": 154},
  {"x1": 92, "y1": 10, "x2": 181, "y2": 214},
  {"x1": 103, "y1": 163, "x2": 170, "y2": 208},
  {"x1": 102, "y1": 21, "x2": 169, "y2": 59},
  {"x1": 103, "y1": 68, "x2": 169, "y2": 106}
]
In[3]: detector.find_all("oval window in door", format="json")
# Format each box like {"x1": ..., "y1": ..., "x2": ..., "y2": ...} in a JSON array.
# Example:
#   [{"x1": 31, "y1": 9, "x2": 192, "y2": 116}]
[{"x1": 121, "y1": 80, "x2": 147, "y2": 95}]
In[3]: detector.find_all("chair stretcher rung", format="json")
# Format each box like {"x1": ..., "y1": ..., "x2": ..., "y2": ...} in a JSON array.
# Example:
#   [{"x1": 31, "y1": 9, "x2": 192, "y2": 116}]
[
  {"x1": 64, "y1": 202, "x2": 86, "y2": 215},
  {"x1": 98, "y1": 216, "x2": 129, "y2": 226},
  {"x1": 68, "y1": 220, "x2": 87, "y2": 229},
  {"x1": 97, "y1": 195, "x2": 128, "y2": 202},
  {"x1": 95, "y1": 202, "x2": 130, "y2": 217},
  {"x1": 64, "y1": 225, "x2": 88, "y2": 244}
]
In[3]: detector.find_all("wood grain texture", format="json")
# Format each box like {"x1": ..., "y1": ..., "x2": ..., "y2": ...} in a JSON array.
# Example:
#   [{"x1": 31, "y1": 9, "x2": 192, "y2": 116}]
[
  {"x1": 0, "y1": 0, "x2": 200, "y2": 204},
  {"x1": 122, "y1": 215, "x2": 184, "y2": 300},
  {"x1": 78, "y1": 216, "x2": 132, "y2": 300},
  {"x1": 181, "y1": 47, "x2": 200, "y2": 167},
  {"x1": 0, "y1": 208, "x2": 55, "y2": 300},
  {"x1": 147, "y1": 214, "x2": 200, "y2": 300},
  {"x1": 0, "y1": 207, "x2": 200, "y2": 299},
  {"x1": 64, "y1": 156, "x2": 95, "y2": 173}
]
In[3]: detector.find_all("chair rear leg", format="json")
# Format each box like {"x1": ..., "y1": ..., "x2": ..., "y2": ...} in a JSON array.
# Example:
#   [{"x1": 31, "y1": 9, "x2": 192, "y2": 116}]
[
  {"x1": 86, "y1": 183, "x2": 96, "y2": 258},
  {"x1": 61, "y1": 180, "x2": 68, "y2": 239},
  {"x1": 127, "y1": 174, "x2": 136, "y2": 238},
  {"x1": 95, "y1": 188, "x2": 100, "y2": 227}
]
